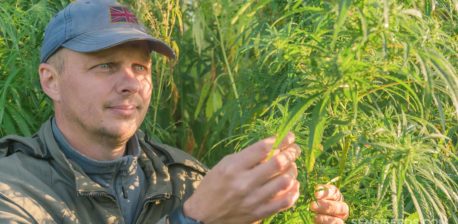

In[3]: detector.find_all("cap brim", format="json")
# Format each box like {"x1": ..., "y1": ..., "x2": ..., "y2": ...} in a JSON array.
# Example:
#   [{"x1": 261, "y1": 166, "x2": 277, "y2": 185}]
[{"x1": 62, "y1": 27, "x2": 176, "y2": 59}]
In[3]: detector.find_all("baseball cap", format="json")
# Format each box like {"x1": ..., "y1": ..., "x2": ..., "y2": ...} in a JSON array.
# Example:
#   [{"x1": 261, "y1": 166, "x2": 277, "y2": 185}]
[{"x1": 40, "y1": 0, "x2": 175, "y2": 63}]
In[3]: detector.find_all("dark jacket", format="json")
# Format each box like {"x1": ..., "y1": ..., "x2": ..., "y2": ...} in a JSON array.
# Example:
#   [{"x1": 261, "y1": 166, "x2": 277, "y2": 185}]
[{"x1": 0, "y1": 119, "x2": 207, "y2": 223}]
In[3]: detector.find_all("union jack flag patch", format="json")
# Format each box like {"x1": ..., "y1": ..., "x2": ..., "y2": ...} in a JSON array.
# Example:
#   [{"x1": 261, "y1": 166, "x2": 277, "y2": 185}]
[{"x1": 110, "y1": 6, "x2": 138, "y2": 24}]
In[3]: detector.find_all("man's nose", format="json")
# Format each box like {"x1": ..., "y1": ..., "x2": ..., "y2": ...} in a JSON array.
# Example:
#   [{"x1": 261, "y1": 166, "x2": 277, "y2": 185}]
[{"x1": 115, "y1": 67, "x2": 141, "y2": 94}]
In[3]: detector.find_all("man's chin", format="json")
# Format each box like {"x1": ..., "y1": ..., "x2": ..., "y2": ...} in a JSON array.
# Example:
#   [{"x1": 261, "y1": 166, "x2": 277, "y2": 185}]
[{"x1": 100, "y1": 124, "x2": 139, "y2": 141}]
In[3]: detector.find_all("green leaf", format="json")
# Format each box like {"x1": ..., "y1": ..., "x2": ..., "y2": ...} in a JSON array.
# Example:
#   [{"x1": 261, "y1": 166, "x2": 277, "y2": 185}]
[
  {"x1": 424, "y1": 0, "x2": 432, "y2": 16},
  {"x1": 268, "y1": 94, "x2": 320, "y2": 159},
  {"x1": 205, "y1": 87, "x2": 222, "y2": 119},
  {"x1": 331, "y1": 0, "x2": 352, "y2": 49},
  {"x1": 194, "y1": 82, "x2": 212, "y2": 119},
  {"x1": 306, "y1": 94, "x2": 330, "y2": 173}
]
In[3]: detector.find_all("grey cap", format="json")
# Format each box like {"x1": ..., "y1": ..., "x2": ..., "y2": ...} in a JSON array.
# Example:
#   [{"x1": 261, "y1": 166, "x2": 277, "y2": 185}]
[{"x1": 40, "y1": 0, "x2": 175, "y2": 63}]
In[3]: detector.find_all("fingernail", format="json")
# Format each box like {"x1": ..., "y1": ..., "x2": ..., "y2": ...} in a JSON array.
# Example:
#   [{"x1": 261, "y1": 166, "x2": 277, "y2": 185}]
[
  {"x1": 288, "y1": 132, "x2": 295, "y2": 142},
  {"x1": 292, "y1": 190, "x2": 300, "y2": 202},
  {"x1": 310, "y1": 201, "x2": 319, "y2": 210},
  {"x1": 315, "y1": 190, "x2": 325, "y2": 199}
]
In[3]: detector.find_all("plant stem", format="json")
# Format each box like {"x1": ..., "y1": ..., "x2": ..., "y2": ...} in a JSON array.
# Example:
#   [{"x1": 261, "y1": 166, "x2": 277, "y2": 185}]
[{"x1": 215, "y1": 15, "x2": 242, "y2": 116}]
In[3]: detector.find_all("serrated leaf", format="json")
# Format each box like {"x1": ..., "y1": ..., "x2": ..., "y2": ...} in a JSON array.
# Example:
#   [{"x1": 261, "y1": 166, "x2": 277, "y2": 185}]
[{"x1": 268, "y1": 94, "x2": 320, "y2": 159}]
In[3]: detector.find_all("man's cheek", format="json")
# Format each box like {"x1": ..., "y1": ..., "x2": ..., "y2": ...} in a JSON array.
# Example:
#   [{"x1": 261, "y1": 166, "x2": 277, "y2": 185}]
[{"x1": 139, "y1": 77, "x2": 152, "y2": 95}]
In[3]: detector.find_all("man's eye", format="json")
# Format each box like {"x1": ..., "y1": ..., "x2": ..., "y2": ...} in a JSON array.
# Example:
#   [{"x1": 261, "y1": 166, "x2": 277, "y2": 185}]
[
  {"x1": 98, "y1": 63, "x2": 111, "y2": 69},
  {"x1": 134, "y1": 64, "x2": 147, "y2": 72},
  {"x1": 90, "y1": 63, "x2": 113, "y2": 72}
]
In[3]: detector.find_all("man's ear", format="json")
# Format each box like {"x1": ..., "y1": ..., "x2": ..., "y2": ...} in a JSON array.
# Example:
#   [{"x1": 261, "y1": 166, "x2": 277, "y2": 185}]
[{"x1": 38, "y1": 63, "x2": 61, "y2": 101}]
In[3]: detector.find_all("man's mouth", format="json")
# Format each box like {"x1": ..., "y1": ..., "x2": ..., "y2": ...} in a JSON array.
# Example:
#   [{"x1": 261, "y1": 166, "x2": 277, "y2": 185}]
[{"x1": 107, "y1": 104, "x2": 139, "y2": 116}]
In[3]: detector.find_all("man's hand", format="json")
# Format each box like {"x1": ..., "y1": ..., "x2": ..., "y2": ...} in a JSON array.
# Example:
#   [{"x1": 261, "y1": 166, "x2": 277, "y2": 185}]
[
  {"x1": 310, "y1": 184, "x2": 349, "y2": 224},
  {"x1": 183, "y1": 133, "x2": 301, "y2": 224}
]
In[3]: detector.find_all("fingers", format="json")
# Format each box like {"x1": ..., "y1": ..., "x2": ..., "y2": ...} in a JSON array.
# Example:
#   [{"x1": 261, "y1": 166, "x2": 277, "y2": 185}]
[
  {"x1": 247, "y1": 172, "x2": 297, "y2": 206},
  {"x1": 235, "y1": 132, "x2": 297, "y2": 169},
  {"x1": 240, "y1": 143, "x2": 299, "y2": 207},
  {"x1": 315, "y1": 184, "x2": 343, "y2": 201},
  {"x1": 287, "y1": 162, "x2": 298, "y2": 179},
  {"x1": 189, "y1": 133, "x2": 300, "y2": 223},
  {"x1": 277, "y1": 132, "x2": 296, "y2": 150},
  {"x1": 234, "y1": 136, "x2": 275, "y2": 169},
  {"x1": 310, "y1": 200, "x2": 349, "y2": 220},
  {"x1": 252, "y1": 181, "x2": 300, "y2": 219},
  {"x1": 249, "y1": 144, "x2": 300, "y2": 184},
  {"x1": 314, "y1": 214, "x2": 345, "y2": 224},
  {"x1": 277, "y1": 133, "x2": 301, "y2": 162},
  {"x1": 239, "y1": 135, "x2": 301, "y2": 219}
]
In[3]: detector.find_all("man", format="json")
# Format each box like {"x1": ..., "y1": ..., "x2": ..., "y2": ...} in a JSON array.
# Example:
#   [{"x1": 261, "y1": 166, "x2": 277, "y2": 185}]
[{"x1": 0, "y1": 0, "x2": 349, "y2": 223}]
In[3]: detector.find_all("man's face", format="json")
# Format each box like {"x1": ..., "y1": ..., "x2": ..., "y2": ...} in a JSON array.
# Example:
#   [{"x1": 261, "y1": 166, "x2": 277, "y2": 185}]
[{"x1": 52, "y1": 41, "x2": 153, "y2": 143}]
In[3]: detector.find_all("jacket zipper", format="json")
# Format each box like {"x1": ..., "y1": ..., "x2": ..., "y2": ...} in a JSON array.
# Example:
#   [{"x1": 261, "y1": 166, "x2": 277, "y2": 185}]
[
  {"x1": 134, "y1": 193, "x2": 171, "y2": 224},
  {"x1": 78, "y1": 191, "x2": 125, "y2": 223},
  {"x1": 121, "y1": 186, "x2": 128, "y2": 199},
  {"x1": 78, "y1": 191, "x2": 116, "y2": 201}
]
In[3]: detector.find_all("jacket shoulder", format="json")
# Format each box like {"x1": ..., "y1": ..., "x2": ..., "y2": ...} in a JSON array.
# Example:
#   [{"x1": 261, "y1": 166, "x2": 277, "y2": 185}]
[
  {"x1": 0, "y1": 136, "x2": 60, "y2": 223},
  {"x1": 0, "y1": 134, "x2": 49, "y2": 159}
]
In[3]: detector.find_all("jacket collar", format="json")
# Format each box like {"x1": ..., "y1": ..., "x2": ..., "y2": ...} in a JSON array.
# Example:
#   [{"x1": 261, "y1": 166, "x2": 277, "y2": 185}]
[
  {"x1": 38, "y1": 119, "x2": 107, "y2": 193},
  {"x1": 37, "y1": 118, "x2": 173, "y2": 198}
]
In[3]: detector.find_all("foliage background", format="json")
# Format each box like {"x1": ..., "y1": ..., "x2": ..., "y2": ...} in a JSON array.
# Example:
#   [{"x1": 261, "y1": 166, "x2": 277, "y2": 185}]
[{"x1": 0, "y1": 0, "x2": 457, "y2": 223}]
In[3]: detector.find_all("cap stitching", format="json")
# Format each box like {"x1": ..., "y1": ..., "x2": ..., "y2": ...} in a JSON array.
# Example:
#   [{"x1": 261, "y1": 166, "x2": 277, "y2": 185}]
[{"x1": 64, "y1": 3, "x2": 73, "y2": 42}]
